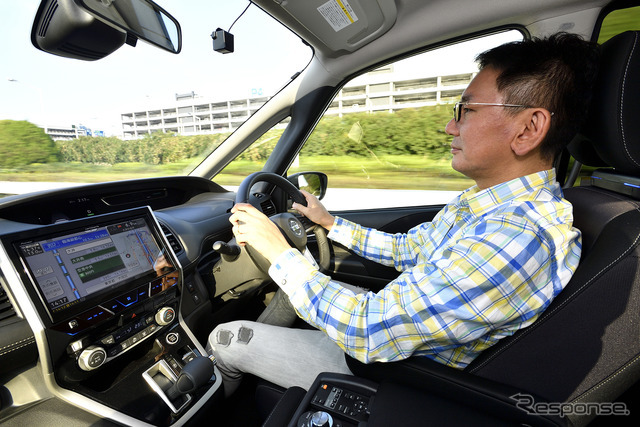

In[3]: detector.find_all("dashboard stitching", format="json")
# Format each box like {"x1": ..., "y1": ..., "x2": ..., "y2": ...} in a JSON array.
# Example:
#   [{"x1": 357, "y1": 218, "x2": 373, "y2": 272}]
[{"x1": 0, "y1": 336, "x2": 36, "y2": 356}]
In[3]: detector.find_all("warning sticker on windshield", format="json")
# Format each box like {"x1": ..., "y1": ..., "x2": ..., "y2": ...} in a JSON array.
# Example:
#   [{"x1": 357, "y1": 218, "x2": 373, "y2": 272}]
[{"x1": 318, "y1": 0, "x2": 359, "y2": 32}]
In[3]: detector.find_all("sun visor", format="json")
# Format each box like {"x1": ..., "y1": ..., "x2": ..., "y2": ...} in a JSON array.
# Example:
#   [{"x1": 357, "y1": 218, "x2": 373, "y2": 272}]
[{"x1": 270, "y1": 0, "x2": 397, "y2": 54}]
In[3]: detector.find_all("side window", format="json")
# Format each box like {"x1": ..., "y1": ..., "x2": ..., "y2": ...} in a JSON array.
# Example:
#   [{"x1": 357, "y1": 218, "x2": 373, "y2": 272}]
[
  {"x1": 288, "y1": 31, "x2": 523, "y2": 210},
  {"x1": 598, "y1": 5, "x2": 640, "y2": 44}
]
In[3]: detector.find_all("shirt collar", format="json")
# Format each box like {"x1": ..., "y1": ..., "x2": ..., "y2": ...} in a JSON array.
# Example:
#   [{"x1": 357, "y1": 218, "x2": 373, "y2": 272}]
[{"x1": 458, "y1": 169, "x2": 558, "y2": 216}]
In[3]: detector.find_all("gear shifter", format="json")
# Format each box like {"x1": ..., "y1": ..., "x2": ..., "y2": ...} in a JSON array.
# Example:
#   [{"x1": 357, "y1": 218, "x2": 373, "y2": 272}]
[{"x1": 165, "y1": 356, "x2": 215, "y2": 401}]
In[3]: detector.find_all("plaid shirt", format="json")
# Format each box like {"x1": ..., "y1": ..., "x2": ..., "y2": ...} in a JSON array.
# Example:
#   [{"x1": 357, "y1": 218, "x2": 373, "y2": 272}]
[{"x1": 269, "y1": 169, "x2": 581, "y2": 369}]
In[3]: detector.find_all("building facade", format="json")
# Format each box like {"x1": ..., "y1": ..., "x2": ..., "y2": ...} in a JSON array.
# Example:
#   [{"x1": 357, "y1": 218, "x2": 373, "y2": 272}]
[
  {"x1": 119, "y1": 68, "x2": 474, "y2": 140},
  {"x1": 41, "y1": 125, "x2": 97, "y2": 141}
]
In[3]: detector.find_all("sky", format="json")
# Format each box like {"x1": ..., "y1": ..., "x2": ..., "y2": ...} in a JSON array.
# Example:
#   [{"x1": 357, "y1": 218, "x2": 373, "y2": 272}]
[
  {"x1": 0, "y1": 1, "x2": 519, "y2": 136},
  {"x1": 0, "y1": 0, "x2": 312, "y2": 134}
]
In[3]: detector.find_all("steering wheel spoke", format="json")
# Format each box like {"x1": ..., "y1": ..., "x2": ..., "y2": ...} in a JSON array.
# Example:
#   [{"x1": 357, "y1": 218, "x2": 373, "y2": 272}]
[{"x1": 233, "y1": 172, "x2": 331, "y2": 273}]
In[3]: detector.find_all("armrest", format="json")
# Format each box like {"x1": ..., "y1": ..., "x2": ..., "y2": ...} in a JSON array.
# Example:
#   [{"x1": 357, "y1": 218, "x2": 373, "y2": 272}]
[
  {"x1": 262, "y1": 386, "x2": 306, "y2": 427},
  {"x1": 346, "y1": 355, "x2": 566, "y2": 426}
]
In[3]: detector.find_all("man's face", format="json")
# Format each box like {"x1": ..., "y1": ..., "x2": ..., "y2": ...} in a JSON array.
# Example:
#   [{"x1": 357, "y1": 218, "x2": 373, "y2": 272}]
[{"x1": 445, "y1": 67, "x2": 522, "y2": 189}]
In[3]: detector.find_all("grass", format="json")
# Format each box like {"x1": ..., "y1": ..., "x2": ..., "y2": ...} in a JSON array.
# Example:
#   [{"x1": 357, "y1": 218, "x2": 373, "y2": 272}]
[
  {"x1": 291, "y1": 155, "x2": 472, "y2": 190},
  {"x1": 0, "y1": 160, "x2": 197, "y2": 183},
  {"x1": 0, "y1": 155, "x2": 473, "y2": 192}
]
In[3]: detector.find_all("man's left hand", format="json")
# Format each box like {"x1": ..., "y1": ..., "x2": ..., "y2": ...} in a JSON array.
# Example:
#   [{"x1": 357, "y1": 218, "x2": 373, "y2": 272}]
[{"x1": 229, "y1": 203, "x2": 292, "y2": 263}]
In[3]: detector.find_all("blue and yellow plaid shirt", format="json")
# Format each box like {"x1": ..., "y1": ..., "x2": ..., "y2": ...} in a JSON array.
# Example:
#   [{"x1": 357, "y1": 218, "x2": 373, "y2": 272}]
[{"x1": 269, "y1": 169, "x2": 581, "y2": 369}]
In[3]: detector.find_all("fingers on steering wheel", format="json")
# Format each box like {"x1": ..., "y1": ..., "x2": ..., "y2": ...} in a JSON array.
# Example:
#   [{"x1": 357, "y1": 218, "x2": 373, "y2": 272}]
[{"x1": 232, "y1": 203, "x2": 266, "y2": 221}]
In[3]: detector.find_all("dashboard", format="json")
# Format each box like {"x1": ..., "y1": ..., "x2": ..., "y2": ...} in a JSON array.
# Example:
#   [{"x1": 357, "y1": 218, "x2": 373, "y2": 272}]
[{"x1": 0, "y1": 176, "x2": 255, "y2": 425}]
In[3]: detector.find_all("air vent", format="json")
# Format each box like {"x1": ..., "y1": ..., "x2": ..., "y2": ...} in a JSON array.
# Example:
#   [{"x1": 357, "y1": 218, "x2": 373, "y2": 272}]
[
  {"x1": 260, "y1": 200, "x2": 277, "y2": 217},
  {"x1": 38, "y1": 0, "x2": 58, "y2": 37},
  {"x1": 159, "y1": 223, "x2": 183, "y2": 254},
  {"x1": 0, "y1": 287, "x2": 17, "y2": 322}
]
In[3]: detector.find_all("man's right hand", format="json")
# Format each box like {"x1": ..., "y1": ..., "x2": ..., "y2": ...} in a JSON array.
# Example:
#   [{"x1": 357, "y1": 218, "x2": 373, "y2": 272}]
[{"x1": 293, "y1": 190, "x2": 335, "y2": 231}]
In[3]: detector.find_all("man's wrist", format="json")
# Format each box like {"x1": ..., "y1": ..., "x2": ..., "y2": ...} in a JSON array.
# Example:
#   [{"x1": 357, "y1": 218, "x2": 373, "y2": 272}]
[
  {"x1": 265, "y1": 240, "x2": 293, "y2": 264},
  {"x1": 322, "y1": 215, "x2": 336, "y2": 231},
  {"x1": 268, "y1": 249, "x2": 318, "y2": 296}
]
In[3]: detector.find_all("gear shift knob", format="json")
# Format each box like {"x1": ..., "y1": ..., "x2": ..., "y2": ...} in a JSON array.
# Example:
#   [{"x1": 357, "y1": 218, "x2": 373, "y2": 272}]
[{"x1": 166, "y1": 356, "x2": 215, "y2": 400}]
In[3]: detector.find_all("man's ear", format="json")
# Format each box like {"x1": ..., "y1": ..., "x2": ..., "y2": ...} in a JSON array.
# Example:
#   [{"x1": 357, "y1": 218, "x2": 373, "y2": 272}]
[{"x1": 511, "y1": 109, "x2": 552, "y2": 157}]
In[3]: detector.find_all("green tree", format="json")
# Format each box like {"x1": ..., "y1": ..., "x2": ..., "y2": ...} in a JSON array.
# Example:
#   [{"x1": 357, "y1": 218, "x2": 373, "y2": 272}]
[
  {"x1": 303, "y1": 105, "x2": 452, "y2": 159},
  {"x1": 52, "y1": 105, "x2": 453, "y2": 166},
  {"x1": 0, "y1": 120, "x2": 60, "y2": 167}
]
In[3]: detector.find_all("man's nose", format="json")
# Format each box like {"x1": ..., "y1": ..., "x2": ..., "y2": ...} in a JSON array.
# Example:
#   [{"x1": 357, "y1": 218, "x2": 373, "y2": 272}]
[{"x1": 445, "y1": 118, "x2": 459, "y2": 136}]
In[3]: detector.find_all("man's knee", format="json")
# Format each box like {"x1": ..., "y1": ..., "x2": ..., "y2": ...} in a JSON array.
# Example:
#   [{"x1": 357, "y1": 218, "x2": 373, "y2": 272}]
[{"x1": 208, "y1": 321, "x2": 256, "y2": 355}]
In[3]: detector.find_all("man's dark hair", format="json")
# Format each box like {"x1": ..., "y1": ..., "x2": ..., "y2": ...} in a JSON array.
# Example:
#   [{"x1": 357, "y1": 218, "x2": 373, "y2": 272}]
[{"x1": 476, "y1": 32, "x2": 600, "y2": 161}]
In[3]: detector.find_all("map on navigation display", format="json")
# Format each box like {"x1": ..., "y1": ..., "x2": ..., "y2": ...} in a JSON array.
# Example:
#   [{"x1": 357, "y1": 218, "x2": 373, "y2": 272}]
[{"x1": 18, "y1": 218, "x2": 164, "y2": 314}]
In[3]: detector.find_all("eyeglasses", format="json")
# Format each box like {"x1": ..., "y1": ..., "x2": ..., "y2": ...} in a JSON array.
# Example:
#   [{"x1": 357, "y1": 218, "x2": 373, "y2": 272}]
[{"x1": 453, "y1": 102, "x2": 533, "y2": 122}]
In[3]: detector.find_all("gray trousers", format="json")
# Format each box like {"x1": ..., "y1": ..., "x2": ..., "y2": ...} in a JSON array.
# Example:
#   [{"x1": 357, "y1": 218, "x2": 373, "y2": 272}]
[{"x1": 207, "y1": 287, "x2": 359, "y2": 395}]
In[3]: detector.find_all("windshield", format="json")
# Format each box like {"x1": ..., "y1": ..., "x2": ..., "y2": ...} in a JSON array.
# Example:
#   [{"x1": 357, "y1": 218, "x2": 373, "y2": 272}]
[{"x1": 0, "y1": 1, "x2": 311, "y2": 197}]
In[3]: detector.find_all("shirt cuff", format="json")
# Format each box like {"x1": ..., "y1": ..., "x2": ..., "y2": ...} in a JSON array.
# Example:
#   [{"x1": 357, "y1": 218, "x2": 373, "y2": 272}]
[
  {"x1": 327, "y1": 216, "x2": 356, "y2": 247},
  {"x1": 268, "y1": 248, "x2": 318, "y2": 297}
]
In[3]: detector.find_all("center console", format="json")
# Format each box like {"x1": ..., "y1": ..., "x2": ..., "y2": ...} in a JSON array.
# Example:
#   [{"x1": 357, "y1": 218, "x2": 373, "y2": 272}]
[
  {"x1": 0, "y1": 207, "x2": 221, "y2": 425},
  {"x1": 266, "y1": 372, "x2": 542, "y2": 427},
  {"x1": 289, "y1": 374, "x2": 378, "y2": 427},
  {"x1": 265, "y1": 364, "x2": 566, "y2": 427}
]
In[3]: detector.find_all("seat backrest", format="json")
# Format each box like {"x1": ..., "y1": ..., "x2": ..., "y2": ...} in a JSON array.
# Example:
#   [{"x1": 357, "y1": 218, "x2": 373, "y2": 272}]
[{"x1": 467, "y1": 31, "x2": 640, "y2": 426}]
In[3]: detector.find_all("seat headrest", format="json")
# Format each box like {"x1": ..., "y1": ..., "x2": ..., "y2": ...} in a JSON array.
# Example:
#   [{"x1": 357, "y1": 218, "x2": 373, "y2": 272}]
[{"x1": 581, "y1": 31, "x2": 640, "y2": 174}]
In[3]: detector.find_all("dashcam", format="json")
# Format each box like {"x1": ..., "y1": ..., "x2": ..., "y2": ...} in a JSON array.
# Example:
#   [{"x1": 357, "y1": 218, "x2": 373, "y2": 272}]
[{"x1": 211, "y1": 28, "x2": 234, "y2": 54}]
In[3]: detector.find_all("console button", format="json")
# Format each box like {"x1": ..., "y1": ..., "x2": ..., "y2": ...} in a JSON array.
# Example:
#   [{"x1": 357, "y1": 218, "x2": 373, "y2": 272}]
[
  {"x1": 150, "y1": 278, "x2": 164, "y2": 296},
  {"x1": 104, "y1": 299, "x2": 125, "y2": 313},
  {"x1": 155, "y1": 307, "x2": 175, "y2": 326},
  {"x1": 69, "y1": 339, "x2": 84, "y2": 353},
  {"x1": 165, "y1": 332, "x2": 180, "y2": 345},
  {"x1": 80, "y1": 307, "x2": 111, "y2": 328},
  {"x1": 101, "y1": 335, "x2": 115, "y2": 345},
  {"x1": 68, "y1": 319, "x2": 79, "y2": 330},
  {"x1": 116, "y1": 290, "x2": 139, "y2": 308},
  {"x1": 78, "y1": 346, "x2": 107, "y2": 371},
  {"x1": 186, "y1": 281, "x2": 195, "y2": 293},
  {"x1": 136, "y1": 285, "x2": 149, "y2": 301},
  {"x1": 165, "y1": 355, "x2": 181, "y2": 373}
]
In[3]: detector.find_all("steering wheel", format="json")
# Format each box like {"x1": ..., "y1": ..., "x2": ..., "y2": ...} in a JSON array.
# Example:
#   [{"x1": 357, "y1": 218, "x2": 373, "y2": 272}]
[{"x1": 235, "y1": 172, "x2": 330, "y2": 272}]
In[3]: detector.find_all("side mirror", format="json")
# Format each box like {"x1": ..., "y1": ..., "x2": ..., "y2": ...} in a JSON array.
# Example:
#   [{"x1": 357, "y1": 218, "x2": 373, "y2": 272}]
[
  {"x1": 288, "y1": 172, "x2": 328, "y2": 200},
  {"x1": 31, "y1": 0, "x2": 181, "y2": 61}
]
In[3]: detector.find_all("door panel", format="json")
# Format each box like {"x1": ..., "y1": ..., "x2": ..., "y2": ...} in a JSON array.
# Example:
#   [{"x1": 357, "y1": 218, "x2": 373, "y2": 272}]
[{"x1": 307, "y1": 205, "x2": 443, "y2": 291}]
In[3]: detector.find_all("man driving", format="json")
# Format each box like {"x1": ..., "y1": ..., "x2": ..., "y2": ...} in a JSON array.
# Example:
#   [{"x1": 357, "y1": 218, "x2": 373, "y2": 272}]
[{"x1": 208, "y1": 33, "x2": 600, "y2": 395}]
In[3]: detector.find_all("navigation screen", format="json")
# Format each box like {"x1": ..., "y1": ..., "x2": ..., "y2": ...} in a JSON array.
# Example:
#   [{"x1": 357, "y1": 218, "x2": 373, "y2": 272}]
[{"x1": 17, "y1": 216, "x2": 169, "y2": 319}]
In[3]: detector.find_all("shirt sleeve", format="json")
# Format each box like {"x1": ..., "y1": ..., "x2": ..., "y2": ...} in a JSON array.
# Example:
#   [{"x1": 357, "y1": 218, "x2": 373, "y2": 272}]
[
  {"x1": 269, "y1": 214, "x2": 571, "y2": 368},
  {"x1": 327, "y1": 216, "x2": 439, "y2": 271}
]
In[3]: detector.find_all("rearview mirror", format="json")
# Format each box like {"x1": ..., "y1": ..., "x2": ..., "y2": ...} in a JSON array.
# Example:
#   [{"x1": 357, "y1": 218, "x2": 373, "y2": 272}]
[
  {"x1": 76, "y1": 0, "x2": 181, "y2": 53},
  {"x1": 31, "y1": 0, "x2": 181, "y2": 61}
]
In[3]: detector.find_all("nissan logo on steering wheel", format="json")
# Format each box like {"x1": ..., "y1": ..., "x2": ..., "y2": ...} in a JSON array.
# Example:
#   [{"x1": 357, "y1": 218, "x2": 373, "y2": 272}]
[{"x1": 288, "y1": 218, "x2": 303, "y2": 237}]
